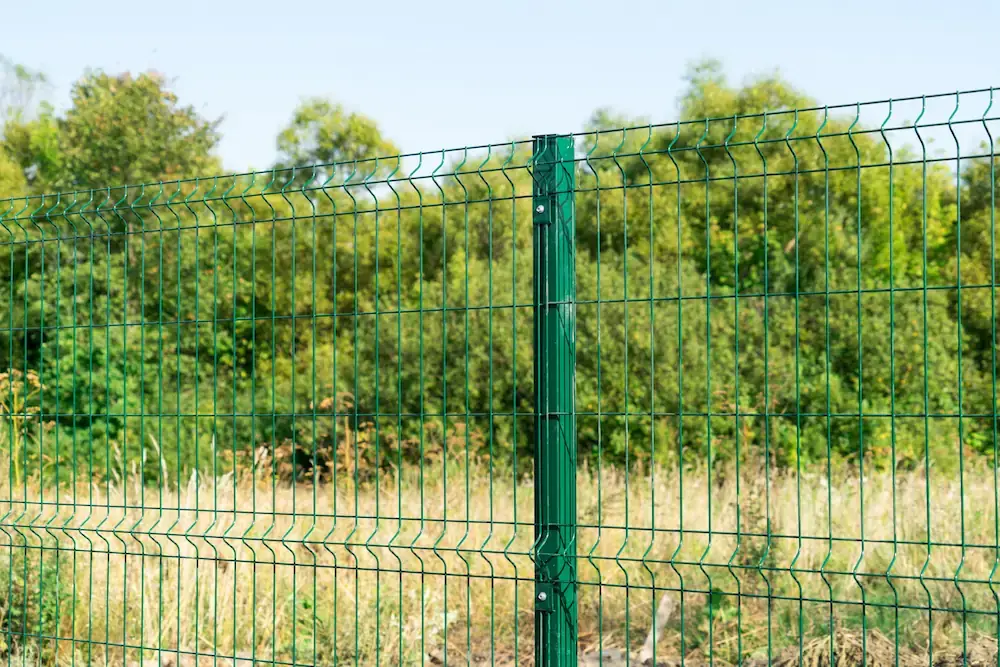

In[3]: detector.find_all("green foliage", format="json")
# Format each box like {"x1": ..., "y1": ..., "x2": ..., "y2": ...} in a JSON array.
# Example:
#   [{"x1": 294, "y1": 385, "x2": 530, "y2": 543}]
[
  {"x1": 0, "y1": 150, "x2": 24, "y2": 199},
  {"x1": 3, "y1": 70, "x2": 221, "y2": 192},
  {"x1": 1, "y1": 60, "x2": 997, "y2": 480},
  {"x1": 0, "y1": 56, "x2": 44, "y2": 198},
  {"x1": 276, "y1": 98, "x2": 400, "y2": 180}
]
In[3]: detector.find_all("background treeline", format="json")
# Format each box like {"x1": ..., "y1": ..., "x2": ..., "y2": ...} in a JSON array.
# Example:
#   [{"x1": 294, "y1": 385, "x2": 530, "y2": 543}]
[{"x1": 0, "y1": 60, "x2": 998, "y2": 481}]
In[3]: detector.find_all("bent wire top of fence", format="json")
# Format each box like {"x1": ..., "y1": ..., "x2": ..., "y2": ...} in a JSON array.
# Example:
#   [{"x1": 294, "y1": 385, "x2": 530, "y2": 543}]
[{"x1": 0, "y1": 86, "x2": 998, "y2": 666}]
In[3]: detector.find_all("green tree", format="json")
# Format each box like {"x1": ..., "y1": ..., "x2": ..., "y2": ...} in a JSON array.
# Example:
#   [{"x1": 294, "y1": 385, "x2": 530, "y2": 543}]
[
  {"x1": 0, "y1": 150, "x2": 24, "y2": 199},
  {"x1": 4, "y1": 70, "x2": 221, "y2": 192},
  {"x1": 0, "y1": 55, "x2": 45, "y2": 198},
  {"x1": 276, "y1": 98, "x2": 400, "y2": 181},
  {"x1": 3, "y1": 57, "x2": 998, "y2": 480}
]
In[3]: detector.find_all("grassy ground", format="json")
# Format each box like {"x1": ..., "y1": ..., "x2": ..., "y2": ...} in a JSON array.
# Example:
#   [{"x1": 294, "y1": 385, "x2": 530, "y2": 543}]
[{"x1": 0, "y1": 453, "x2": 999, "y2": 665}]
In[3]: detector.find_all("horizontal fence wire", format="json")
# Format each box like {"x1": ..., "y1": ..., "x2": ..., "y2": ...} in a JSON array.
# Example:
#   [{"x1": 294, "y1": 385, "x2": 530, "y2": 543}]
[{"x1": 0, "y1": 87, "x2": 997, "y2": 665}]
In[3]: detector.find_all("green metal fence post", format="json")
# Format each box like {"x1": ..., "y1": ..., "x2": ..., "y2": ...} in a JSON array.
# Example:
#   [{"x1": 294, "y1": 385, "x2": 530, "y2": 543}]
[{"x1": 532, "y1": 133, "x2": 578, "y2": 667}]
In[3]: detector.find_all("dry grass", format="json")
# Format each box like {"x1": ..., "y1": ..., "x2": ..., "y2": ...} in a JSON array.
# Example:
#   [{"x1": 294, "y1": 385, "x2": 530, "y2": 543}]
[{"x1": 1, "y1": 454, "x2": 999, "y2": 665}]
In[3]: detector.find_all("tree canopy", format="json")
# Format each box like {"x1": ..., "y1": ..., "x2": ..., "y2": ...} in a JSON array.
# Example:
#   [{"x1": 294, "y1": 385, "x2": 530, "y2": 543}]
[
  {"x1": 0, "y1": 57, "x2": 996, "y2": 481},
  {"x1": 3, "y1": 71, "x2": 222, "y2": 191}
]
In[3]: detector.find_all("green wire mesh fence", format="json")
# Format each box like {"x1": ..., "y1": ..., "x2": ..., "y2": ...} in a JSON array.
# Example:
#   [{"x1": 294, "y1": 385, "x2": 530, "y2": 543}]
[{"x1": 1, "y1": 87, "x2": 999, "y2": 666}]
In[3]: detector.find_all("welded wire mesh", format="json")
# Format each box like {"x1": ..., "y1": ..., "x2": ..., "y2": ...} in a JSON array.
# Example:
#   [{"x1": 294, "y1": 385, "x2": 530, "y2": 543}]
[
  {"x1": 0, "y1": 143, "x2": 540, "y2": 666},
  {"x1": 0, "y1": 87, "x2": 998, "y2": 666},
  {"x1": 571, "y1": 89, "x2": 1000, "y2": 666}
]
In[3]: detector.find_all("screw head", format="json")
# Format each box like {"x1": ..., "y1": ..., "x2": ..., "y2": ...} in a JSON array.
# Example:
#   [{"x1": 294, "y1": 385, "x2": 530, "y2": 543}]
[
  {"x1": 537, "y1": 592, "x2": 547, "y2": 602},
  {"x1": 535, "y1": 205, "x2": 545, "y2": 214}
]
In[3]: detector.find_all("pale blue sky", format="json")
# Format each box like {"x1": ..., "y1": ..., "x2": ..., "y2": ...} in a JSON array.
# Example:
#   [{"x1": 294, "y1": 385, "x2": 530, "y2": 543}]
[{"x1": 3, "y1": 0, "x2": 996, "y2": 171}]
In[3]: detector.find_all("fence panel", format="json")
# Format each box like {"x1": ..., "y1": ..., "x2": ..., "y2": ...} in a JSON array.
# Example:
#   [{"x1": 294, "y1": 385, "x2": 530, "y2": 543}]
[{"x1": 0, "y1": 87, "x2": 998, "y2": 666}]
